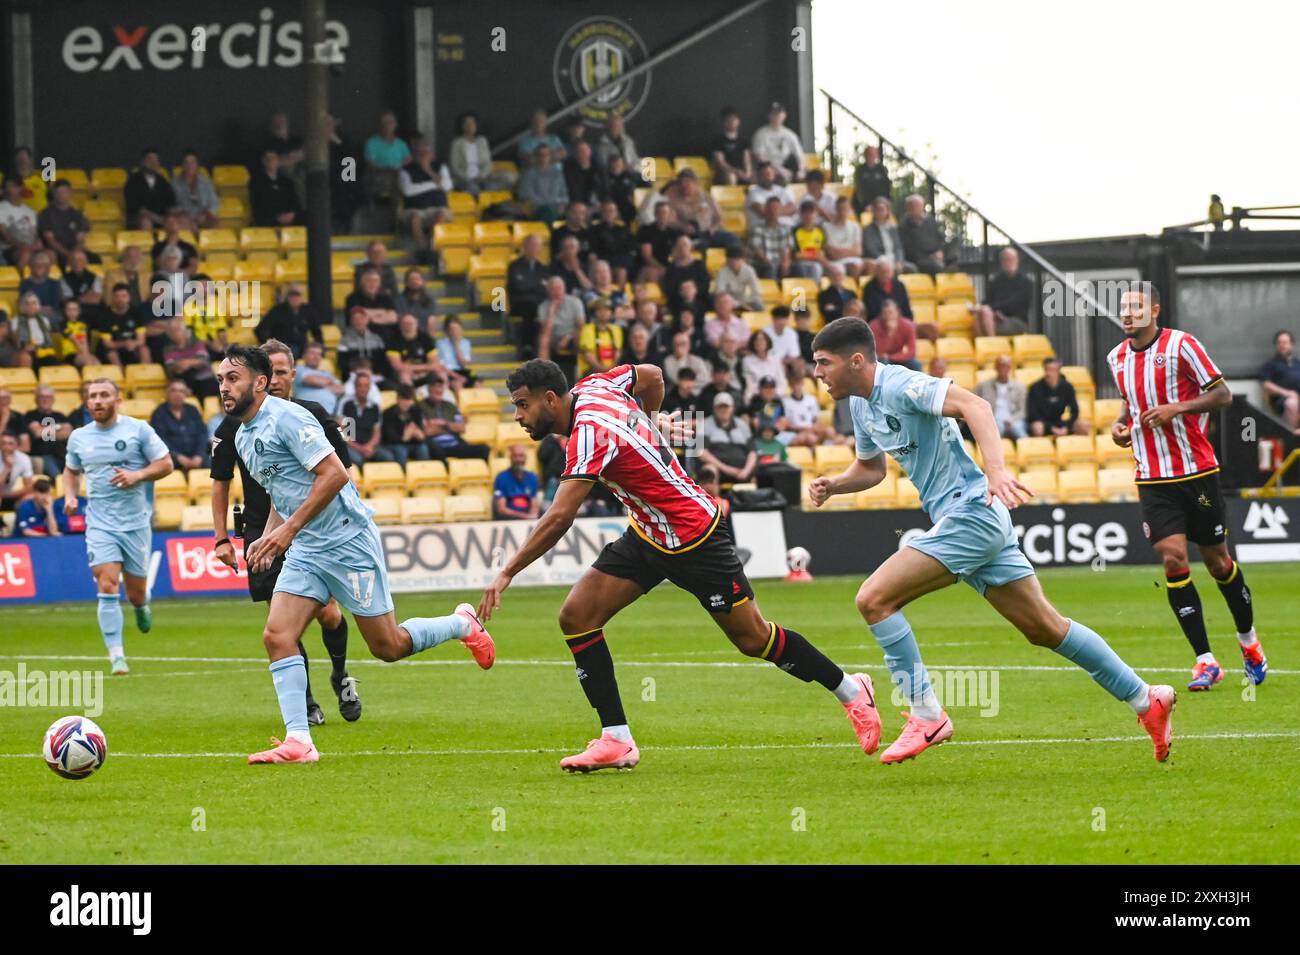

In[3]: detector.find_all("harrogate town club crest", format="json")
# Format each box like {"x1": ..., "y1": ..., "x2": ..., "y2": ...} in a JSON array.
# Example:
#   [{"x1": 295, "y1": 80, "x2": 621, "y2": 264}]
[{"x1": 552, "y1": 17, "x2": 651, "y2": 127}]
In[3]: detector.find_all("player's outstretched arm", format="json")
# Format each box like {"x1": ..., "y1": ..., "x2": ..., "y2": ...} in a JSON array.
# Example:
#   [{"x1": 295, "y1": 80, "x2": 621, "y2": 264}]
[
  {"x1": 809, "y1": 454, "x2": 886, "y2": 507},
  {"x1": 478, "y1": 477, "x2": 592, "y2": 621},
  {"x1": 941, "y1": 383, "x2": 1032, "y2": 509},
  {"x1": 630, "y1": 362, "x2": 665, "y2": 415},
  {"x1": 246, "y1": 454, "x2": 349, "y2": 572}
]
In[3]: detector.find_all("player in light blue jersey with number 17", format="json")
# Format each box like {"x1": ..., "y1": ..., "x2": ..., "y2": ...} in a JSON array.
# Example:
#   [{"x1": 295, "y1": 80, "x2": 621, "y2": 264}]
[
  {"x1": 809, "y1": 317, "x2": 1176, "y2": 764},
  {"x1": 216, "y1": 345, "x2": 497, "y2": 765},
  {"x1": 63, "y1": 378, "x2": 174, "y2": 675}
]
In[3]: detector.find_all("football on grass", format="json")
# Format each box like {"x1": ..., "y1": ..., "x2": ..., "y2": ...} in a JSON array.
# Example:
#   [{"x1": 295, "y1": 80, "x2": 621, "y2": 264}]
[{"x1": 42, "y1": 716, "x2": 107, "y2": 780}]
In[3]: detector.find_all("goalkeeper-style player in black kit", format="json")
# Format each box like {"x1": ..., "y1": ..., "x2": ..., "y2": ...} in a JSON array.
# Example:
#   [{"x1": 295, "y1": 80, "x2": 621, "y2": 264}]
[{"x1": 210, "y1": 339, "x2": 361, "y2": 724}]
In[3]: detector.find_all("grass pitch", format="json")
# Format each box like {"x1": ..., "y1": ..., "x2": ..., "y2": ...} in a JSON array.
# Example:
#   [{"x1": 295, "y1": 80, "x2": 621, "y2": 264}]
[{"x1": 2, "y1": 564, "x2": 1296, "y2": 864}]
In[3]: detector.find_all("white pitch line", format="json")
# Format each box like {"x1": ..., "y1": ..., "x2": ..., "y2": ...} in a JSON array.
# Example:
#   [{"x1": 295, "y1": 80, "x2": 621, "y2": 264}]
[
  {"x1": 0, "y1": 653, "x2": 1293, "y2": 676},
  {"x1": 1, "y1": 730, "x2": 1297, "y2": 760}
]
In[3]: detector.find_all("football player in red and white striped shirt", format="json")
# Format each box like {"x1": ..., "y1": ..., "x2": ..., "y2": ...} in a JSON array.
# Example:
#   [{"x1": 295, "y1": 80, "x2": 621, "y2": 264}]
[
  {"x1": 1108, "y1": 284, "x2": 1267, "y2": 689},
  {"x1": 477, "y1": 359, "x2": 881, "y2": 772}
]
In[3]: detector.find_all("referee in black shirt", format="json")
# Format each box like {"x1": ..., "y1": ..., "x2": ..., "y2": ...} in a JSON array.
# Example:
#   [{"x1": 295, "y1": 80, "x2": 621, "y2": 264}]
[{"x1": 210, "y1": 338, "x2": 360, "y2": 724}]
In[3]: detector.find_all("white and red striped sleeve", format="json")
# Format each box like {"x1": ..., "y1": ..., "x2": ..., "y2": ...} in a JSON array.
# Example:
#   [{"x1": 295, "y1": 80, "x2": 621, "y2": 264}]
[
  {"x1": 561, "y1": 412, "x2": 620, "y2": 481},
  {"x1": 599, "y1": 363, "x2": 638, "y2": 395},
  {"x1": 1178, "y1": 333, "x2": 1223, "y2": 390}
]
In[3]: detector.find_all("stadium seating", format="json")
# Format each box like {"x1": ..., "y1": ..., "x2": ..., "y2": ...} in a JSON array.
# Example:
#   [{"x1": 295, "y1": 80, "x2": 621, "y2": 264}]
[
  {"x1": 180, "y1": 505, "x2": 217, "y2": 531},
  {"x1": 813, "y1": 445, "x2": 853, "y2": 476},
  {"x1": 973, "y1": 336, "x2": 1012, "y2": 367},
  {"x1": 936, "y1": 337, "x2": 975, "y2": 367},
  {"x1": 362, "y1": 462, "x2": 407, "y2": 498},
  {"x1": 937, "y1": 303, "x2": 974, "y2": 338},
  {"x1": 405, "y1": 460, "x2": 448, "y2": 494},
  {"x1": 369, "y1": 497, "x2": 403, "y2": 525},
  {"x1": 1011, "y1": 334, "x2": 1054, "y2": 366},
  {"x1": 153, "y1": 497, "x2": 185, "y2": 530},
  {"x1": 1055, "y1": 434, "x2": 1097, "y2": 470},
  {"x1": 447, "y1": 458, "x2": 491, "y2": 493},
  {"x1": 1016, "y1": 437, "x2": 1057, "y2": 470},
  {"x1": 855, "y1": 473, "x2": 897, "y2": 509},
  {"x1": 1019, "y1": 468, "x2": 1059, "y2": 503},
  {"x1": 1057, "y1": 467, "x2": 1100, "y2": 504},
  {"x1": 400, "y1": 495, "x2": 445, "y2": 524},
  {"x1": 1098, "y1": 467, "x2": 1138, "y2": 502},
  {"x1": 935, "y1": 272, "x2": 975, "y2": 304},
  {"x1": 1092, "y1": 398, "x2": 1124, "y2": 434},
  {"x1": 443, "y1": 494, "x2": 489, "y2": 522}
]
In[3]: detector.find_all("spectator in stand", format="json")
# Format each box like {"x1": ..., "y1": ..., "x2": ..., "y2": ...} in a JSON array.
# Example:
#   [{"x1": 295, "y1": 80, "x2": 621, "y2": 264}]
[
  {"x1": 337, "y1": 305, "x2": 392, "y2": 380},
  {"x1": 355, "y1": 239, "x2": 398, "y2": 295},
  {"x1": 595, "y1": 114, "x2": 639, "y2": 170},
  {"x1": 589, "y1": 259, "x2": 633, "y2": 321},
  {"x1": 975, "y1": 246, "x2": 1034, "y2": 337},
  {"x1": 551, "y1": 234, "x2": 595, "y2": 303},
  {"x1": 37, "y1": 180, "x2": 91, "y2": 267},
  {"x1": 13, "y1": 293, "x2": 60, "y2": 367},
  {"x1": 386, "y1": 311, "x2": 445, "y2": 388},
  {"x1": 537, "y1": 276, "x2": 584, "y2": 386},
  {"x1": 662, "y1": 365, "x2": 706, "y2": 421},
  {"x1": 711, "y1": 106, "x2": 754, "y2": 186},
  {"x1": 149, "y1": 209, "x2": 198, "y2": 271},
  {"x1": 673, "y1": 279, "x2": 708, "y2": 327},
  {"x1": 602, "y1": 153, "x2": 642, "y2": 225},
  {"x1": 362, "y1": 109, "x2": 411, "y2": 200},
  {"x1": 395, "y1": 268, "x2": 436, "y2": 326},
  {"x1": 0, "y1": 176, "x2": 39, "y2": 270},
  {"x1": 803, "y1": 170, "x2": 838, "y2": 221},
  {"x1": 817, "y1": 264, "x2": 857, "y2": 325},
  {"x1": 507, "y1": 233, "x2": 549, "y2": 354},
  {"x1": 745, "y1": 161, "x2": 796, "y2": 231},
  {"x1": 715, "y1": 333, "x2": 745, "y2": 388},
  {"x1": 745, "y1": 374, "x2": 787, "y2": 430},
  {"x1": 698, "y1": 359, "x2": 744, "y2": 414},
  {"x1": 1261, "y1": 329, "x2": 1300, "y2": 434},
  {"x1": 870, "y1": 299, "x2": 920, "y2": 371},
  {"x1": 664, "y1": 331, "x2": 711, "y2": 386},
  {"x1": 250, "y1": 149, "x2": 303, "y2": 227},
  {"x1": 10, "y1": 146, "x2": 47, "y2": 212},
  {"x1": 535, "y1": 431, "x2": 566, "y2": 507},
  {"x1": 518, "y1": 144, "x2": 569, "y2": 222},
  {"x1": 398, "y1": 139, "x2": 453, "y2": 262},
  {"x1": 862, "y1": 196, "x2": 907, "y2": 271},
  {"x1": 437, "y1": 315, "x2": 476, "y2": 388},
  {"x1": 899, "y1": 194, "x2": 948, "y2": 275},
  {"x1": 345, "y1": 266, "x2": 398, "y2": 331},
  {"x1": 0, "y1": 431, "x2": 34, "y2": 511},
  {"x1": 794, "y1": 308, "x2": 817, "y2": 367},
  {"x1": 379, "y1": 384, "x2": 432, "y2": 466},
  {"x1": 550, "y1": 201, "x2": 592, "y2": 259},
  {"x1": 94, "y1": 283, "x2": 149, "y2": 366},
  {"x1": 663, "y1": 169, "x2": 736, "y2": 249},
  {"x1": 0, "y1": 317, "x2": 25, "y2": 368},
  {"x1": 824, "y1": 195, "x2": 867, "y2": 279},
  {"x1": 630, "y1": 298, "x2": 669, "y2": 353},
  {"x1": 179, "y1": 274, "x2": 229, "y2": 356},
  {"x1": 517, "y1": 109, "x2": 566, "y2": 166},
  {"x1": 703, "y1": 292, "x2": 748, "y2": 350},
  {"x1": 57, "y1": 299, "x2": 98, "y2": 370},
  {"x1": 563, "y1": 140, "x2": 605, "y2": 209},
  {"x1": 620, "y1": 322, "x2": 662, "y2": 370},
  {"x1": 750, "y1": 195, "x2": 794, "y2": 279},
  {"x1": 577, "y1": 299, "x2": 623, "y2": 378},
  {"x1": 742, "y1": 332, "x2": 786, "y2": 401},
  {"x1": 419, "y1": 375, "x2": 490, "y2": 462},
  {"x1": 255, "y1": 284, "x2": 322, "y2": 358},
  {"x1": 783, "y1": 372, "x2": 841, "y2": 447},
  {"x1": 18, "y1": 252, "x2": 62, "y2": 317},
  {"x1": 104, "y1": 245, "x2": 150, "y2": 307},
  {"x1": 754, "y1": 417, "x2": 790, "y2": 468},
  {"x1": 23, "y1": 386, "x2": 71, "y2": 476},
  {"x1": 698, "y1": 392, "x2": 756, "y2": 484},
  {"x1": 751, "y1": 102, "x2": 805, "y2": 183},
  {"x1": 265, "y1": 111, "x2": 305, "y2": 175},
  {"x1": 588, "y1": 199, "x2": 636, "y2": 285},
  {"x1": 862, "y1": 256, "x2": 917, "y2": 322},
  {"x1": 294, "y1": 342, "x2": 344, "y2": 410},
  {"x1": 151, "y1": 379, "x2": 209, "y2": 470},
  {"x1": 635, "y1": 200, "x2": 681, "y2": 283},
  {"x1": 852, "y1": 145, "x2": 891, "y2": 215},
  {"x1": 171, "y1": 149, "x2": 220, "y2": 230},
  {"x1": 338, "y1": 367, "x2": 391, "y2": 465},
  {"x1": 765, "y1": 305, "x2": 803, "y2": 375},
  {"x1": 66, "y1": 381, "x2": 93, "y2": 427},
  {"x1": 449, "y1": 112, "x2": 503, "y2": 195},
  {"x1": 124, "y1": 147, "x2": 175, "y2": 229},
  {"x1": 59, "y1": 249, "x2": 102, "y2": 307},
  {"x1": 662, "y1": 234, "x2": 711, "y2": 310},
  {"x1": 713, "y1": 244, "x2": 763, "y2": 311},
  {"x1": 1028, "y1": 357, "x2": 1087, "y2": 436},
  {"x1": 15, "y1": 476, "x2": 85, "y2": 535},
  {"x1": 494, "y1": 444, "x2": 542, "y2": 521},
  {"x1": 975, "y1": 353, "x2": 1029, "y2": 439},
  {"x1": 162, "y1": 317, "x2": 220, "y2": 399},
  {"x1": 790, "y1": 201, "x2": 829, "y2": 280}
]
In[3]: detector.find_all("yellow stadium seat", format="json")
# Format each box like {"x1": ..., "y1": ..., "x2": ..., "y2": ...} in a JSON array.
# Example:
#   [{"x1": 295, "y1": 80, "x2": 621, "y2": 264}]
[
  {"x1": 185, "y1": 469, "x2": 212, "y2": 503},
  {"x1": 38, "y1": 365, "x2": 81, "y2": 390},
  {"x1": 473, "y1": 221, "x2": 513, "y2": 248},
  {"x1": 937, "y1": 303, "x2": 974, "y2": 338},
  {"x1": 1074, "y1": 395, "x2": 1094, "y2": 430},
  {"x1": 278, "y1": 226, "x2": 306, "y2": 251},
  {"x1": 447, "y1": 458, "x2": 491, "y2": 493},
  {"x1": 405, "y1": 459, "x2": 448, "y2": 494},
  {"x1": 447, "y1": 191, "x2": 477, "y2": 219},
  {"x1": 443, "y1": 494, "x2": 488, "y2": 522},
  {"x1": 125, "y1": 363, "x2": 167, "y2": 393},
  {"x1": 459, "y1": 387, "x2": 499, "y2": 416},
  {"x1": 369, "y1": 496, "x2": 403, "y2": 526},
  {"x1": 1016, "y1": 437, "x2": 1057, "y2": 470},
  {"x1": 1014, "y1": 367, "x2": 1041, "y2": 389},
  {"x1": 908, "y1": 300, "x2": 936, "y2": 331},
  {"x1": 180, "y1": 504, "x2": 216, "y2": 532},
  {"x1": 813, "y1": 444, "x2": 854, "y2": 476},
  {"x1": 786, "y1": 445, "x2": 814, "y2": 471},
  {"x1": 433, "y1": 221, "x2": 473, "y2": 250},
  {"x1": 914, "y1": 338, "x2": 935, "y2": 366},
  {"x1": 476, "y1": 190, "x2": 512, "y2": 211},
  {"x1": 1020, "y1": 468, "x2": 1059, "y2": 503},
  {"x1": 117, "y1": 398, "x2": 155, "y2": 418},
  {"x1": 781, "y1": 277, "x2": 819, "y2": 308},
  {"x1": 758, "y1": 279, "x2": 782, "y2": 307},
  {"x1": 362, "y1": 462, "x2": 406, "y2": 498},
  {"x1": 936, "y1": 337, "x2": 975, "y2": 366},
  {"x1": 973, "y1": 336, "x2": 1012, "y2": 367},
  {"x1": 239, "y1": 227, "x2": 280, "y2": 254},
  {"x1": 440, "y1": 247, "x2": 472, "y2": 275},
  {"x1": 467, "y1": 254, "x2": 508, "y2": 282},
  {"x1": 1011, "y1": 334, "x2": 1054, "y2": 366},
  {"x1": 199, "y1": 229, "x2": 240, "y2": 255},
  {"x1": 895, "y1": 477, "x2": 922, "y2": 509},
  {"x1": 1057, "y1": 465, "x2": 1100, "y2": 503},
  {"x1": 401, "y1": 495, "x2": 445, "y2": 524},
  {"x1": 948, "y1": 366, "x2": 976, "y2": 390},
  {"x1": 212, "y1": 165, "x2": 250, "y2": 189},
  {"x1": 855, "y1": 473, "x2": 898, "y2": 509},
  {"x1": 1056, "y1": 434, "x2": 1097, "y2": 469},
  {"x1": 463, "y1": 420, "x2": 497, "y2": 447},
  {"x1": 510, "y1": 221, "x2": 550, "y2": 247},
  {"x1": 1093, "y1": 398, "x2": 1124, "y2": 434},
  {"x1": 217, "y1": 196, "x2": 247, "y2": 228},
  {"x1": 90, "y1": 364, "x2": 123, "y2": 387},
  {"x1": 935, "y1": 272, "x2": 976, "y2": 304},
  {"x1": 899, "y1": 273, "x2": 935, "y2": 301},
  {"x1": 710, "y1": 185, "x2": 746, "y2": 210},
  {"x1": 153, "y1": 497, "x2": 185, "y2": 530},
  {"x1": 1096, "y1": 437, "x2": 1134, "y2": 470},
  {"x1": 1098, "y1": 467, "x2": 1138, "y2": 502},
  {"x1": 90, "y1": 167, "x2": 128, "y2": 195},
  {"x1": 673, "y1": 155, "x2": 712, "y2": 182},
  {"x1": 274, "y1": 259, "x2": 307, "y2": 285},
  {"x1": 1062, "y1": 364, "x2": 1095, "y2": 399},
  {"x1": 234, "y1": 259, "x2": 274, "y2": 283},
  {"x1": 154, "y1": 470, "x2": 188, "y2": 500}
]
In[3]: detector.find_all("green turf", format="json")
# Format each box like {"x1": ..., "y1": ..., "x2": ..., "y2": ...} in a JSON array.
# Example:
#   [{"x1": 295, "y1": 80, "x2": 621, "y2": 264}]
[{"x1": 1, "y1": 564, "x2": 1296, "y2": 864}]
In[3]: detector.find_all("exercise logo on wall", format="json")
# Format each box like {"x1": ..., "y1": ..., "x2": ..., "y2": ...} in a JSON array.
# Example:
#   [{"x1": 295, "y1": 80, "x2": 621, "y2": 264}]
[{"x1": 552, "y1": 16, "x2": 651, "y2": 126}]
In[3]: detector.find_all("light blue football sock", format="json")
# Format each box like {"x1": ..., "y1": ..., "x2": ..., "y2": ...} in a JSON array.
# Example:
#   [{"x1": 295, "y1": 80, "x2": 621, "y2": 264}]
[
  {"x1": 1053, "y1": 619, "x2": 1147, "y2": 707},
  {"x1": 869, "y1": 610, "x2": 940, "y2": 719},
  {"x1": 401, "y1": 613, "x2": 471, "y2": 655},
  {"x1": 269, "y1": 655, "x2": 309, "y2": 734},
  {"x1": 97, "y1": 593, "x2": 123, "y2": 656}
]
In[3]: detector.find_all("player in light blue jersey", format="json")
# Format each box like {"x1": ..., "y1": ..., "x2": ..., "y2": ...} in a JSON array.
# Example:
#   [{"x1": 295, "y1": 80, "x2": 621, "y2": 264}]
[
  {"x1": 62, "y1": 378, "x2": 174, "y2": 675},
  {"x1": 215, "y1": 346, "x2": 496, "y2": 765},
  {"x1": 809, "y1": 318, "x2": 1176, "y2": 764}
]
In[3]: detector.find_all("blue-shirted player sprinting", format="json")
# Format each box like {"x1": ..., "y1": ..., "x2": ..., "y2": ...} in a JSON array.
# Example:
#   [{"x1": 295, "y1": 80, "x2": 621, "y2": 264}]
[
  {"x1": 62, "y1": 378, "x2": 174, "y2": 676},
  {"x1": 809, "y1": 318, "x2": 1177, "y2": 764},
  {"x1": 215, "y1": 346, "x2": 496, "y2": 765}
]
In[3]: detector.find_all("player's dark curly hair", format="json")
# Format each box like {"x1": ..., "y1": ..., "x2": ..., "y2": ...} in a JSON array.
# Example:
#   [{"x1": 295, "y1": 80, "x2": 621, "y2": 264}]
[
  {"x1": 811, "y1": 316, "x2": 876, "y2": 361},
  {"x1": 506, "y1": 359, "x2": 569, "y2": 397},
  {"x1": 226, "y1": 343, "x2": 272, "y2": 382}
]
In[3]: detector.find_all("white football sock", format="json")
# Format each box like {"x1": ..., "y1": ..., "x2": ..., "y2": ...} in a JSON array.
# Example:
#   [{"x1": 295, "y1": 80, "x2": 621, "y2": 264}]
[
  {"x1": 1196, "y1": 652, "x2": 1217, "y2": 665},
  {"x1": 107, "y1": 646, "x2": 124, "y2": 660},
  {"x1": 286, "y1": 729, "x2": 313, "y2": 746},
  {"x1": 832, "y1": 673, "x2": 861, "y2": 704},
  {"x1": 1127, "y1": 684, "x2": 1151, "y2": 714},
  {"x1": 1237, "y1": 629, "x2": 1258, "y2": 647},
  {"x1": 603, "y1": 724, "x2": 633, "y2": 742},
  {"x1": 911, "y1": 688, "x2": 942, "y2": 722}
]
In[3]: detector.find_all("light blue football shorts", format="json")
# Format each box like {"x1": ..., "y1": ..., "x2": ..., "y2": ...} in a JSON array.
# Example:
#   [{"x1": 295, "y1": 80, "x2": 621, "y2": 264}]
[
  {"x1": 274, "y1": 524, "x2": 394, "y2": 616},
  {"x1": 906, "y1": 498, "x2": 1036, "y2": 596},
  {"x1": 85, "y1": 524, "x2": 152, "y2": 578}
]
